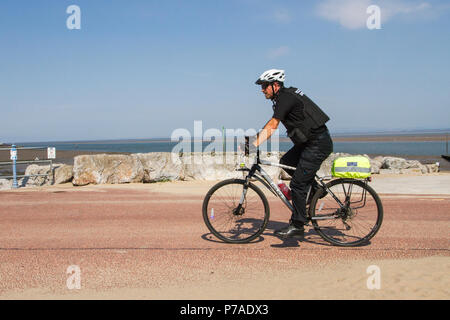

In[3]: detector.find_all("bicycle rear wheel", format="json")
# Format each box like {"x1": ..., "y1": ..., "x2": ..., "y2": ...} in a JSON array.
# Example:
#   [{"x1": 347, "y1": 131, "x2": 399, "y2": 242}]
[
  {"x1": 309, "y1": 178, "x2": 383, "y2": 247},
  {"x1": 202, "y1": 179, "x2": 270, "y2": 243}
]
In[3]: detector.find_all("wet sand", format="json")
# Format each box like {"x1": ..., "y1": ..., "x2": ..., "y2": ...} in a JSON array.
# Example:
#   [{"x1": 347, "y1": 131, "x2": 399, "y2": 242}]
[{"x1": 331, "y1": 133, "x2": 449, "y2": 142}]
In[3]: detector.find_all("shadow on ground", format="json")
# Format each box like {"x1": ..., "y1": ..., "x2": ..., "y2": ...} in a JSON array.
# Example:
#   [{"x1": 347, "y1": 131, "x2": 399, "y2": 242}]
[{"x1": 201, "y1": 219, "x2": 372, "y2": 248}]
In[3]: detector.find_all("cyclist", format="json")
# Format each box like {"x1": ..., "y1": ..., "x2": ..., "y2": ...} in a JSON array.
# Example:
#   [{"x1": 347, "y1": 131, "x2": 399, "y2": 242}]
[{"x1": 253, "y1": 69, "x2": 333, "y2": 237}]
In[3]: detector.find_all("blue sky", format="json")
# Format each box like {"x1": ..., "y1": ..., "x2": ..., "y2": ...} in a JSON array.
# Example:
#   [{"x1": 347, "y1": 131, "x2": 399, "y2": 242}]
[{"x1": 1, "y1": 0, "x2": 449, "y2": 142}]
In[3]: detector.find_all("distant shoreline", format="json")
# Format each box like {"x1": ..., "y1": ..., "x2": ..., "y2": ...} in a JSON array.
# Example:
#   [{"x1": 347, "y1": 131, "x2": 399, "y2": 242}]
[
  {"x1": 4, "y1": 132, "x2": 449, "y2": 145},
  {"x1": 330, "y1": 133, "x2": 449, "y2": 142}
]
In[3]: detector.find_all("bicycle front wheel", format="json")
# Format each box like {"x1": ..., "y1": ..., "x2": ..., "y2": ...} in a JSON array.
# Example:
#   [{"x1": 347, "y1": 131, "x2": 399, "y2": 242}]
[
  {"x1": 202, "y1": 179, "x2": 270, "y2": 243},
  {"x1": 309, "y1": 178, "x2": 383, "y2": 247}
]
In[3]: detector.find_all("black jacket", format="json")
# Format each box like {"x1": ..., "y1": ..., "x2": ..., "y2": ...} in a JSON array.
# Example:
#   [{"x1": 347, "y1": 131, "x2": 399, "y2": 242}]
[{"x1": 272, "y1": 87, "x2": 330, "y2": 145}]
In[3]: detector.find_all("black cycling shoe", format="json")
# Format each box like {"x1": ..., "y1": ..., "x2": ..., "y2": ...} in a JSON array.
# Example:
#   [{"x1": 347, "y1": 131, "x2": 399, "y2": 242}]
[{"x1": 274, "y1": 223, "x2": 305, "y2": 238}]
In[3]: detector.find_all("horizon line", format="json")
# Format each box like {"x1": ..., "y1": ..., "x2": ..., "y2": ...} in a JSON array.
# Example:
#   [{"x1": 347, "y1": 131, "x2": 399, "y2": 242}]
[{"x1": 3, "y1": 128, "x2": 450, "y2": 145}]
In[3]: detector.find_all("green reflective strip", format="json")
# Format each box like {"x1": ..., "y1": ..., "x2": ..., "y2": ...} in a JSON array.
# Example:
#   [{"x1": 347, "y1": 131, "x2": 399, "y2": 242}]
[{"x1": 334, "y1": 167, "x2": 371, "y2": 173}]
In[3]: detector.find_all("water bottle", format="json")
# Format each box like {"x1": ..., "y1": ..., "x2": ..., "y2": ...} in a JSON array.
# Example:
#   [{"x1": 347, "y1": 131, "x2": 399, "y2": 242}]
[{"x1": 277, "y1": 182, "x2": 291, "y2": 200}]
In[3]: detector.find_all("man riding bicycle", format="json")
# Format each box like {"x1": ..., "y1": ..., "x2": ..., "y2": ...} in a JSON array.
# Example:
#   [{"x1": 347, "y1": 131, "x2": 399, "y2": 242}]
[{"x1": 252, "y1": 69, "x2": 333, "y2": 238}]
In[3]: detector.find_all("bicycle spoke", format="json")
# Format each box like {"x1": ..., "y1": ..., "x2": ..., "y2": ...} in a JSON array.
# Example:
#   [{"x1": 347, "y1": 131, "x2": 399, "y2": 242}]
[
  {"x1": 311, "y1": 179, "x2": 382, "y2": 246},
  {"x1": 204, "y1": 180, "x2": 268, "y2": 243}
]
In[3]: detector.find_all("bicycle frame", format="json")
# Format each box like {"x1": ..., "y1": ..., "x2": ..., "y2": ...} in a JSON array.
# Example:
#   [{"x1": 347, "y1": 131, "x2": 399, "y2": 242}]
[
  {"x1": 237, "y1": 149, "x2": 353, "y2": 221},
  {"x1": 239, "y1": 154, "x2": 294, "y2": 211}
]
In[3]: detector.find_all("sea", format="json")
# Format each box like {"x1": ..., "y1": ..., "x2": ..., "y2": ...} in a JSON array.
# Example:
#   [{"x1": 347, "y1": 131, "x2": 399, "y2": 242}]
[{"x1": 15, "y1": 138, "x2": 449, "y2": 156}]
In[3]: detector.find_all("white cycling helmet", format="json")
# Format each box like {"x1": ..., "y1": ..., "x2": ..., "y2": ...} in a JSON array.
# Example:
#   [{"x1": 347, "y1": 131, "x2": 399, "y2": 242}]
[{"x1": 255, "y1": 69, "x2": 285, "y2": 84}]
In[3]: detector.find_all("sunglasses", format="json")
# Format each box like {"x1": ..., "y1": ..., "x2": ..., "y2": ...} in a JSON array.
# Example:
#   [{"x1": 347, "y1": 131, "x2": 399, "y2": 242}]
[{"x1": 261, "y1": 83, "x2": 270, "y2": 90}]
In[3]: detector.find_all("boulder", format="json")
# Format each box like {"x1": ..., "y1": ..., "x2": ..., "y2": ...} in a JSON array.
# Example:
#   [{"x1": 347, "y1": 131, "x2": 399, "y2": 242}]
[
  {"x1": 398, "y1": 168, "x2": 424, "y2": 174},
  {"x1": 382, "y1": 157, "x2": 428, "y2": 173},
  {"x1": 72, "y1": 154, "x2": 144, "y2": 186},
  {"x1": 181, "y1": 152, "x2": 248, "y2": 181},
  {"x1": 425, "y1": 163, "x2": 439, "y2": 173},
  {"x1": 21, "y1": 164, "x2": 50, "y2": 186},
  {"x1": 369, "y1": 156, "x2": 384, "y2": 174},
  {"x1": 254, "y1": 152, "x2": 282, "y2": 181},
  {"x1": 379, "y1": 168, "x2": 401, "y2": 174},
  {"x1": 182, "y1": 159, "x2": 239, "y2": 181},
  {"x1": 54, "y1": 164, "x2": 74, "y2": 184},
  {"x1": 12, "y1": 152, "x2": 439, "y2": 188},
  {"x1": 180, "y1": 152, "x2": 281, "y2": 181},
  {"x1": 0, "y1": 178, "x2": 12, "y2": 190},
  {"x1": 20, "y1": 163, "x2": 73, "y2": 187},
  {"x1": 382, "y1": 157, "x2": 408, "y2": 170},
  {"x1": 134, "y1": 152, "x2": 183, "y2": 182}
]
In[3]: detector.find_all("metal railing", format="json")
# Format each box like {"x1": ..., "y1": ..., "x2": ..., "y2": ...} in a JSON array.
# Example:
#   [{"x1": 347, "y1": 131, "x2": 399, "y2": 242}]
[{"x1": 0, "y1": 144, "x2": 55, "y2": 188}]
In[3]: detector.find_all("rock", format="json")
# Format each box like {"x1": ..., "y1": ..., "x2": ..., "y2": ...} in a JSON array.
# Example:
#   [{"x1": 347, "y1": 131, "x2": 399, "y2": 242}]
[
  {"x1": 22, "y1": 164, "x2": 51, "y2": 186},
  {"x1": 399, "y1": 168, "x2": 423, "y2": 174},
  {"x1": 316, "y1": 155, "x2": 334, "y2": 178},
  {"x1": 379, "y1": 168, "x2": 401, "y2": 174},
  {"x1": 425, "y1": 163, "x2": 439, "y2": 173},
  {"x1": 0, "y1": 178, "x2": 12, "y2": 190},
  {"x1": 72, "y1": 154, "x2": 144, "y2": 186},
  {"x1": 71, "y1": 152, "x2": 280, "y2": 185},
  {"x1": 369, "y1": 158, "x2": 383, "y2": 174},
  {"x1": 54, "y1": 164, "x2": 73, "y2": 184},
  {"x1": 134, "y1": 153, "x2": 183, "y2": 182},
  {"x1": 381, "y1": 156, "x2": 431, "y2": 174},
  {"x1": 178, "y1": 152, "x2": 281, "y2": 181},
  {"x1": 382, "y1": 157, "x2": 408, "y2": 170},
  {"x1": 11, "y1": 152, "x2": 438, "y2": 188},
  {"x1": 255, "y1": 152, "x2": 282, "y2": 181},
  {"x1": 280, "y1": 169, "x2": 291, "y2": 180},
  {"x1": 19, "y1": 163, "x2": 73, "y2": 187},
  {"x1": 181, "y1": 153, "x2": 248, "y2": 181}
]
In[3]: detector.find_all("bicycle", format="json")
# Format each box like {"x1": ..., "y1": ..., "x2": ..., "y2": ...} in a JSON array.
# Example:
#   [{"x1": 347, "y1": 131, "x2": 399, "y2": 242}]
[{"x1": 202, "y1": 146, "x2": 383, "y2": 247}]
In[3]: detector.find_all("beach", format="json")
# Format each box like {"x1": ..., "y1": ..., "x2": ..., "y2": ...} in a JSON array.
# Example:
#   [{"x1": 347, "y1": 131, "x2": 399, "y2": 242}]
[{"x1": 0, "y1": 175, "x2": 449, "y2": 300}]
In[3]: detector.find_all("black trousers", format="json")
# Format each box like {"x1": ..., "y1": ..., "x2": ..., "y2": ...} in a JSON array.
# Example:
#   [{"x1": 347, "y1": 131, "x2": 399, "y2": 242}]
[{"x1": 280, "y1": 129, "x2": 333, "y2": 224}]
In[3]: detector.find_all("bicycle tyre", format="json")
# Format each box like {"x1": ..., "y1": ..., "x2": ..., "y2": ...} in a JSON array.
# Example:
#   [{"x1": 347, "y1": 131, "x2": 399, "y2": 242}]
[
  {"x1": 202, "y1": 179, "x2": 270, "y2": 244},
  {"x1": 309, "y1": 178, "x2": 383, "y2": 247}
]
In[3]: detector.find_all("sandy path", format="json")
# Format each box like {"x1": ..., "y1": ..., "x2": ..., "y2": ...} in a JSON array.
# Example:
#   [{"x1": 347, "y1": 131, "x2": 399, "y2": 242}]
[{"x1": 0, "y1": 176, "x2": 449, "y2": 300}]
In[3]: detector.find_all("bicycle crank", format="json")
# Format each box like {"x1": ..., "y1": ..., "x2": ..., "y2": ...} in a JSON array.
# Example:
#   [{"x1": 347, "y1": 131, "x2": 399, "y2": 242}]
[
  {"x1": 339, "y1": 207, "x2": 355, "y2": 230},
  {"x1": 342, "y1": 220, "x2": 351, "y2": 231}
]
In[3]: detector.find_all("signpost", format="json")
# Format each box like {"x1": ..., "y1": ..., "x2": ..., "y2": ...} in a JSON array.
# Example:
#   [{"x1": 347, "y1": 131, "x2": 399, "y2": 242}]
[
  {"x1": 10, "y1": 145, "x2": 18, "y2": 188},
  {"x1": 47, "y1": 147, "x2": 56, "y2": 159},
  {"x1": 0, "y1": 145, "x2": 57, "y2": 188}
]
